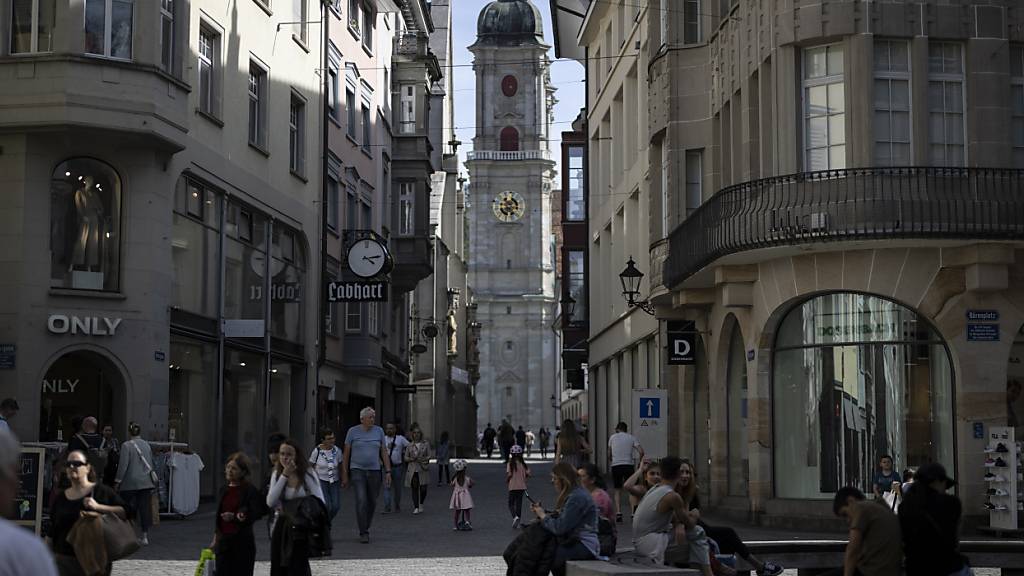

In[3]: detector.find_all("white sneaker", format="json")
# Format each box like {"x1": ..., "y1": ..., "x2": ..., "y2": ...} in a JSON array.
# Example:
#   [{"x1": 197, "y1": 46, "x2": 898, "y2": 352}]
[
  {"x1": 512, "y1": 516, "x2": 521, "y2": 529},
  {"x1": 140, "y1": 534, "x2": 149, "y2": 546},
  {"x1": 413, "y1": 507, "x2": 422, "y2": 515}
]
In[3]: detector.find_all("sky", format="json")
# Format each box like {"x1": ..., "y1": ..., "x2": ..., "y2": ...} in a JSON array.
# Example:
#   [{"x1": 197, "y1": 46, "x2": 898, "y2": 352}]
[{"x1": 449, "y1": 0, "x2": 586, "y2": 181}]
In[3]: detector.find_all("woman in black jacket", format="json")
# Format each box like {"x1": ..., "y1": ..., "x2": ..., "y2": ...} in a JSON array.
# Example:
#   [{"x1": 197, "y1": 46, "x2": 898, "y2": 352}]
[
  {"x1": 211, "y1": 452, "x2": 266, "y2": 576},
  {"x1": 898, "y1": 462, "x2": 969, "y2": 576}
]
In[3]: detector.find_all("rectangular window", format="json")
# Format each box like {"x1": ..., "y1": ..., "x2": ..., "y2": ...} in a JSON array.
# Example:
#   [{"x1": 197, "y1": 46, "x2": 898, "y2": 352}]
[
  {"x1": 568, "y1": 250, "x2": 586, "y2": 324},
  {"x1": 361, "y1": 201, "x2": 372, "y2": 231},
  {"x1": 1012, "y1": 45, "x2": 1024, "y2": 168},
  {"x1": 11, "y1": 0, "x2": 56, "y2": 54},
  {"x1": 348, "y1": 0, "x2": 360, "y2": 35},
  {"x1": 198, "y1": 26, "x2": 219, "y2": 117},
  {"x1": 328, "y1": 64, "x2": 340, "y2": 121},
  {"x1": 873, "y1": 40, "x2": 912, "y2": 166},
  {"x1": 289, "y1": 95, "x2": 305, "y2": 176},
  {"x1": 326, "y1": 266, "x2": 339, "y2": 336},
  {"x1": 361, "y1": 104, "x2": 372, "y2": 151},
  {"x1": 566, "y1": 146, "x2": 585, "y2": 220},
  {"x1": 398, "y1": 182, "x2": 414, "y2": 235},
  {"x1": 293, "y1": 0, "x2": 307, "y2": 43},
  {"x1": 803, "y1": 44, "x2": 846, "y2": 171},
  {"x1": 683, "y1": 0, "x2": 700, "y2": 44},
  {"x1": 160, "y1": 0, "x2": 174, "y2": 72},
  {"x1": 248, "y1": 63, "x2": 268, "y2": 148},
  {"x1": 661, "y1": 143, "x2": 670, "y2": 236},
  {"x1": 368, "y1": 302, "x2": 379, "y2": 335},
  {"x1": 346, "y1": 88, "x2": 357, "y2": 138},
  {"x1": 346, "y1": 188, "x2": 358, "y2": 230},
  {"x1": 85, "y1": 0, "x2": 133, "y2": 59},
  {"x1": 400, "y1": 85, "x2": 416, "y2": 134},
  {"x1": 327, "y1": 179, "x2": 340, "y2": 232},
  {"x1": 362, "y1": 3, "x2": 373, "y2": 52},
  {"x1": 685, "y1": 149, "x2": 703, "y2": 216},
  {"x1": 346, "y1": 303, "x2": 361, "y2": 332},
  {"x1": 928, "y1": 42, "x2": 965, "y2": 166}
]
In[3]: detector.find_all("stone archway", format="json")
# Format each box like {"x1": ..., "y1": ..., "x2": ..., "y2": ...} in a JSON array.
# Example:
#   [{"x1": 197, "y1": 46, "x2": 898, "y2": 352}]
[{"x1": 39, "y1": 348, "x2": 128, "y2": 441}]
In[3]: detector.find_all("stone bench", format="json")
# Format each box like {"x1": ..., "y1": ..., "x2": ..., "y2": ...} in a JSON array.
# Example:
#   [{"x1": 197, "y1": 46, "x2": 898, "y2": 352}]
[{"x1": 567, "y1": 553, "x2": 698, "y2": 576}]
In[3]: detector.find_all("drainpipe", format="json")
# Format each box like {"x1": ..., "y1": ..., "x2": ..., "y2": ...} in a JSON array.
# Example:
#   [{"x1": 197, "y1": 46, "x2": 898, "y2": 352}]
[{"x1": 316, "y1": 0, "x2": 331, "y2": 432}]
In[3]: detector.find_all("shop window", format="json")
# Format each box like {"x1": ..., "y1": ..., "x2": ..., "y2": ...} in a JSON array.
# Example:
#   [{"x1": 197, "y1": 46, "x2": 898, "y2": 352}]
[
  {"x1": 270, "y1": 227, "x2": 305, "y2": 343},
  {"x1": 222, "y1": 349, "x2": 266, "y2": 479},
  {"x1": 169, "y1": 337, "x2": 217, "y2": 496},
  {"x1": 803, "y1": 44, "x2": 845, "y2": 171},
  {"x1": 772, "y1": 293, "x2": 955, "y2": 499},
  {"x1": 10, "y1": 0, "x2": 55, "y2": 54},
  {"x1": 85, "y1": 0, "x2": 133, "y2": 60},
  {"x1": 726, "y1": 323, "x2": 748, "y2": 496},
  {"x1": 50, "y1": 158, "x2": 122, "y2": 291},
  {"x1": 500, "y1": 127, "x2": 520, "y2": 152}
]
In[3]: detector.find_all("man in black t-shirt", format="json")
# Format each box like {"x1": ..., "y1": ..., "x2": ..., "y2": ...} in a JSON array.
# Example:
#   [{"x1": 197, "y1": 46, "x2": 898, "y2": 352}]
[{"x1": 898, "y1": 463, "x2": 968, "y2": 576}]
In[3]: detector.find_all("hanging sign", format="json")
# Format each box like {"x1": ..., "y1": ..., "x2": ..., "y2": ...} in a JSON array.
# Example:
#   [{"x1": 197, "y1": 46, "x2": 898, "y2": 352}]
[{"x1": 666, "y1": 320, "x2": 696, "y2": 365}]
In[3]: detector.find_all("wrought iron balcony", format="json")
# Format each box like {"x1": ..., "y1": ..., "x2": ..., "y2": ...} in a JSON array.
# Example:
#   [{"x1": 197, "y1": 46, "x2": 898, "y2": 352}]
[
  {"x1": 664, "y1": 167, "x2": 1024, "y2": 289},
  {"x1": 466, "y1": 150, "x2": 552, "y2": 161}
]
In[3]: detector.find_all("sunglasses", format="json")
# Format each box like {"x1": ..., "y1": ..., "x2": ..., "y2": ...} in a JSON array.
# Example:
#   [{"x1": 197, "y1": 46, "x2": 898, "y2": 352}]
[{"x1": 66, "y1": 461, "x2": 88, "y2": 469}]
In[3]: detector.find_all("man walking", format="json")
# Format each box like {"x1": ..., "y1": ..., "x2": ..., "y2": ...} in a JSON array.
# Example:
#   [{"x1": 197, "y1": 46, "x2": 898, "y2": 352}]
[
  {"x1": 608, "y1": 422, "x2": 643, "y2": 523},
  {"x1": 829, "y1": 486, "x2": 902, "y2": 576},
  {"x1": 382, "y1": 422, "x2": 409, "y2": 513},
  {"x1": 482, "y1": 424, "x2": 497, "y2": 458},
  {"x1": 525, "y1": 429, "x2": 535, "y2": 457},
  {"x1": 342, "y1": 407, "x2": 392, "y2": 544},
  {"x1": 498, "y1": 420, "x2": 515, "y2": 462},
  {"x1": 0, "y1": 399, "x2": 17, "y2": 434},
  {"x1": 515, "y1": 426, "x2": 527, "y2": 449}
]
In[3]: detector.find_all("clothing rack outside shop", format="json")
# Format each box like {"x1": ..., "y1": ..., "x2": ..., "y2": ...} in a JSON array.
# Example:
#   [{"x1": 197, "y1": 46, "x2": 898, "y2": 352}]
[{"x1": 150, "y1": 441, "x2": 190, "y2": 518}]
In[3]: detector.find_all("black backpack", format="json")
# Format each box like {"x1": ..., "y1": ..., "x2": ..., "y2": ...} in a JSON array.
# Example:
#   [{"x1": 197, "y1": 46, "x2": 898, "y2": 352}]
[
  {"x1": 597, "y1": 516, "x2": 617, "y2": 557},
  {"x1": 284, "y1": 494, "x2": 332, "y2": 558}
]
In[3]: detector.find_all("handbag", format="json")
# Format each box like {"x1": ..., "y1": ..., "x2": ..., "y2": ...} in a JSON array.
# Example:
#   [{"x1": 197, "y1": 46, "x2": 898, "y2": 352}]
[
  {"x1": 130, "y1": 440, "x2": 160, "y2": 487},
  {"x1": 76, "y1": 509, "x2": 141, "y2": 562}
]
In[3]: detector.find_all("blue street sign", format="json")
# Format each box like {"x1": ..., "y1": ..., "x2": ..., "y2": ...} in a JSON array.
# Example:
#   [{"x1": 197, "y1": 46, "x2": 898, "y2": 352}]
[
  {"x1": 967, "y1": 323, "x2": 999, "y2": 342},
  {"x1": 640, "y1": 397, "x2": 661, "y2": 419}
]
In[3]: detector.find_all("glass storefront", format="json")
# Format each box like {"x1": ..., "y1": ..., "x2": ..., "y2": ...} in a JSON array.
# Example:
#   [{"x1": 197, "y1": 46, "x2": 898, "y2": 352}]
[
  {"x1": 168, "y1": 337, "x2": 217, "y2": 495},
  {"x1": 773, "y1": 293, "x2": 954, "y2": 499},
  {"x1": 726, "y1": 326, "x2": 748, "y2": 496}
]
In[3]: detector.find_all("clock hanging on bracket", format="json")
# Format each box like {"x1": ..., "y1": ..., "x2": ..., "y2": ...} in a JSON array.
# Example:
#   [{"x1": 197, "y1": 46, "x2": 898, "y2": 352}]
[
  {"x1": 346, "y1": 236, "x2": 393, "y2": 278},
  {"x1": 501, "y1": 75, "x2": 518, "y2": 97},
  {"x1": 492, "y1": 191, "x2": 526, "y2": 222}
]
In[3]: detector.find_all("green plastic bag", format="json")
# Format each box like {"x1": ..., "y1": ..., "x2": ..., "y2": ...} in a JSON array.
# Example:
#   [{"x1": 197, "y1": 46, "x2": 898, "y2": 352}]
[{"x1": 194, "y1": 548, "x2": 216, "y2": 576}]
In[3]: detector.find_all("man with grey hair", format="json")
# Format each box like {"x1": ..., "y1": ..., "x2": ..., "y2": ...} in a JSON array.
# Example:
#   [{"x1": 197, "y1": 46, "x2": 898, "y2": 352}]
[
  {"x1": 68, "y1": 415, "x2": 107, "y2": 474},
  {"x1": 0, "y1": 429, "x2": 58, "y2": 575},
  {"x1": 342, "y1": 407, "x2": 391, "y2": 543}
]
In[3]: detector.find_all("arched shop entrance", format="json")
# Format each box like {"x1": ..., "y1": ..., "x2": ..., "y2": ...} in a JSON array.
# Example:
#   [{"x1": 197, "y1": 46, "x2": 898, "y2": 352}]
[
  {"x1": 39, "y1": 349, "x2": 126, "y2": 442},
  {"x1": 772, "y1": 292, "x2": 955, "y2": 499}
]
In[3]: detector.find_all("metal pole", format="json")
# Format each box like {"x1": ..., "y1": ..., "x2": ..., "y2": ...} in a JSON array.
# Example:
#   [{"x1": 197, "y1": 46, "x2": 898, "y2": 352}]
[{"x1": 316, "y1": 0, "x2": 331, "y2": 434}]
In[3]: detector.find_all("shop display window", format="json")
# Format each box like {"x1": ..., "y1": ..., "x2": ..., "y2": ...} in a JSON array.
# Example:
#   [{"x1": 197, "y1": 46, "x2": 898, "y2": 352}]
[
  {"x1": 169, "y1": 337, "x2": 217, "y2": 496},
  {"x1": 772, "y1": 293, "x2": 954, "y2": 499},
  {"x1": 222, "y1": 349, "x2": 266, "y2": 481},
  {"x1": 49, "y1": 158, "x2": 122, "y2": 291}
]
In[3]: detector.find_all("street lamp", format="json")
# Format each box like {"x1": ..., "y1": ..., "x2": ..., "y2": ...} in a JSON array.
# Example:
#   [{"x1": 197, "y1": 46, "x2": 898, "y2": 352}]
[
  {"x1": 550, "y1": 393, "x2": 557, "y2": 409},
  {"x1": 560, "y1": 293, "x2": 576, "y2": 324},
  {"x1": 619, "y1": 256, "x2": 655, "y2": 315}
]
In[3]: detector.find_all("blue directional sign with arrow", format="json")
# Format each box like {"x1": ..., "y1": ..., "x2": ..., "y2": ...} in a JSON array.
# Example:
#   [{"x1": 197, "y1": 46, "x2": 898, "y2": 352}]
[
  {"x1": 632, "y1": 389, "x2": 668, "y2": 458},
  {"x1": 640, "y1": 397, "x2": 660, "y2": 419}
]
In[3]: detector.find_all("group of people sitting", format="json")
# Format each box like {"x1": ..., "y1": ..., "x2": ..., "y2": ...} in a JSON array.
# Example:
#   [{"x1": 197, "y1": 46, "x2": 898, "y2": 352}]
[{"x1": 504, "y1": 456, "x2": 782, "y2": 576}]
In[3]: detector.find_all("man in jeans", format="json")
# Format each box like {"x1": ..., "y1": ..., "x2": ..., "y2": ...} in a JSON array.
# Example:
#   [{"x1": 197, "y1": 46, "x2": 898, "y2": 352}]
[
  {"x1": 382, "y1": 422, "x2": 409, "y2": 513},
  {"x1": 342, "y1": 407, "x2": 392, "y2": 544}
]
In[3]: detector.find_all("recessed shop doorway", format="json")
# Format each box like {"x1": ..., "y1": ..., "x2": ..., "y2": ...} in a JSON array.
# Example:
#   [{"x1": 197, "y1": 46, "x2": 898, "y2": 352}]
[{"x1": 40, "y1": 349, "x2": 125, "y2": 442}]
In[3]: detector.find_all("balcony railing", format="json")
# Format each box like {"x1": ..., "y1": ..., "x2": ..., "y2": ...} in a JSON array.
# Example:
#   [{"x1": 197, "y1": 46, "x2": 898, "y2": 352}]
[
  {"x1": 664, "y1": 167, "x2": 1024, "y2": 289},
  {"x1": 467, "y1": 150, "x2": 552, "y2": 161}
]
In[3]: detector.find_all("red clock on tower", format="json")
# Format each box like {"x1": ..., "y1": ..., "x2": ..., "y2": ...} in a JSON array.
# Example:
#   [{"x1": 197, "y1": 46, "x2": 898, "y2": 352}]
[{"x1": 501, "y1": 75, "x2": 518, "y2": 97}]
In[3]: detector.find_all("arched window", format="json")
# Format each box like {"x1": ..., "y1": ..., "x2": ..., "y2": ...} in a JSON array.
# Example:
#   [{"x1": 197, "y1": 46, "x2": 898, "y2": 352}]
[
  {"x1": 725, "y1": 321, "x2": 748, "y2": 496},
  {"x1": 772, "y1": 293, "x2": 954, "y2": 499},
  {"x1": 500, "y1": 126, "x2": 520, "y2": 151},
  {"x1": 50, "y1": 158, "x2": 122, "y2": 291}
]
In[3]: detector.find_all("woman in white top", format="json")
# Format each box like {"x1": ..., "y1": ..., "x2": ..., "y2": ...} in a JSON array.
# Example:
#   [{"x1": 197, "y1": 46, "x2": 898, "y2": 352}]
[
  {"x1": 266, "y1": 439, "x2": 324, "y2": 576},
  {"x1": 308, "y1": 429, "x2": 341, "y2": 524}
]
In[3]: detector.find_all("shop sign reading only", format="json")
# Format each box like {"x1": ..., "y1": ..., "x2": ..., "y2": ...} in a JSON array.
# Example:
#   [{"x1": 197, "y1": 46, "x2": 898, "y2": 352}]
[{"x1": 47, "y1": 315, "x2": 122, "y2": 336}]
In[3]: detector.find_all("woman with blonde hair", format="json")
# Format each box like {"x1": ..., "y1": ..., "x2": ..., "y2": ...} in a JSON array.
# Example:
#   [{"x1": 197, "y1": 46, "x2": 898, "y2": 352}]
[
  {"x1": 554, "y1": 420, "x2": 591, "y2": 470},
  {"x1": 530, "y1": 462, "x2": 600, "y2": 575},
  {"x1": 403, "y1": 427, "x2": 431, "y2": 515}
]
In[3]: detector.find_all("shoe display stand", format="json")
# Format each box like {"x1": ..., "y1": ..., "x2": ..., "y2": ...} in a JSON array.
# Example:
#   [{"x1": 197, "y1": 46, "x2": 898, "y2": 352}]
[{"x1": 984, "y1": 426, "x2": 1019, "y2": 531}]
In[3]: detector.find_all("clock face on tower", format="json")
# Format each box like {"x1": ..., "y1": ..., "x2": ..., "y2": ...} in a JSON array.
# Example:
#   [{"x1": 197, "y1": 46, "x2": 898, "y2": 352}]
[
  {"x1": 501, "y1": 75, "x2": 518, "y2": 97},
  {"x1": 492, "y1": 191, "x2": 525, "y2": 222}
]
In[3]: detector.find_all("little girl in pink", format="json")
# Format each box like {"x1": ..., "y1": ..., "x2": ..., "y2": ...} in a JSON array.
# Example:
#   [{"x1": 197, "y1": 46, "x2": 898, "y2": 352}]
[{"x1": 449, "y1": 459, "x2": 474, "y2": 530}]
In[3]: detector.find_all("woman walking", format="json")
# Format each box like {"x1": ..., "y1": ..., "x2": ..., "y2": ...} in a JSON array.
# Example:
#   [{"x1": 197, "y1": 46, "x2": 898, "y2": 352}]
[
  {"x1": 308, "y1": 429, "x2": 342, "y2": 524},
  {"x1": 404, "y1": 428, "x2": 431, "y2": 514},
  {"x1": 506, "y1": 445, "x2": 530, "y2": 528},
  {"x1": 529, "y1": 462, "x2": 600, "y2": 576},
  {"x1": 48, "y1": 450, "x2": 128, "y2": 576},
  {"x1": 211, "y1": 452, "x2": 265, "y2": 576},
  {"x1": 436, "y1": 431, "x2": 451, "y2": 487},
  {"x1": 554, "y1": 420, "x2": 591, "y2": 470},
  {"x1": 538, "y1": 427, "x2": 551, "y2": 459},
  {"x1": 114, "y1": 422, "x2": 157, "y2": 546},
  {"x1": 267, "y1": 439, "x2": 324, "y2": 576}
]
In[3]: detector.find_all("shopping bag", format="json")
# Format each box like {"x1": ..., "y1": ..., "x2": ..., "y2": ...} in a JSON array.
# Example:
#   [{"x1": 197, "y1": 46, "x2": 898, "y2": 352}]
[{"x1": 194, "y1": 548, "x2": 216, "y2": 576}]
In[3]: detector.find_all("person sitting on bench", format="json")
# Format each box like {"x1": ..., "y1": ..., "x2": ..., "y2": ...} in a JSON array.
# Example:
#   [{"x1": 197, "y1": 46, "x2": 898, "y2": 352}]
[{"x1": 829, "y1": 486, "x2": 902, "y2": 576}]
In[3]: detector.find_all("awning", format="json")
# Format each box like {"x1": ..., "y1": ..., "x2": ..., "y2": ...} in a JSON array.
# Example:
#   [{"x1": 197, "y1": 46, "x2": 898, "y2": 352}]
[{"x1": 550, "y1": 0, "x2": 589, "y2": 61}]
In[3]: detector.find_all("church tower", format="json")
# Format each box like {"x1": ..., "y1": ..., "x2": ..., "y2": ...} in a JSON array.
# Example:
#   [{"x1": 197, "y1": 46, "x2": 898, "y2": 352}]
[{"x1": 467, "y1": 0, "x2": 558, "y2": 432}]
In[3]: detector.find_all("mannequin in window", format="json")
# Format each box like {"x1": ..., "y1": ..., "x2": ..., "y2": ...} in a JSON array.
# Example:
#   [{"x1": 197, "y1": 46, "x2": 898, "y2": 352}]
[
  {"x1": 447, "y1": 310, "x2": 458, "y2": 356},
  {"x1": 70, "y1": 176, "x2": 106, "y2": 273}
]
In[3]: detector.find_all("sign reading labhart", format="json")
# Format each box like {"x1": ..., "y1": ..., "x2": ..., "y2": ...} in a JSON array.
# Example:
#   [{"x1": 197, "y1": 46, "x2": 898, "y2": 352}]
[
  {"x1": 326, "y1": 281, "x2": 388, "y2": 302},
  {"x1": 666, "y1": 320, "x2": 696, "y2": 365},
  {"x1": 968, "y1": 323, "x2": 1000, "y2": 342},
  {"x1": 632, "y1": 389, "x2": 668, "y2": 459},
  {"x1": 967, "y1": 310, "x2": 1000, "y2": 322}
]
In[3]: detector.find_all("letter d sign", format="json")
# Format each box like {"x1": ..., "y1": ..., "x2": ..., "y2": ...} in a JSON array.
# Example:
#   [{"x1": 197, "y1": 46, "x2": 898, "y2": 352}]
[{"x1": 666, "y1": 320, "x2": 696, "y2": 365}]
